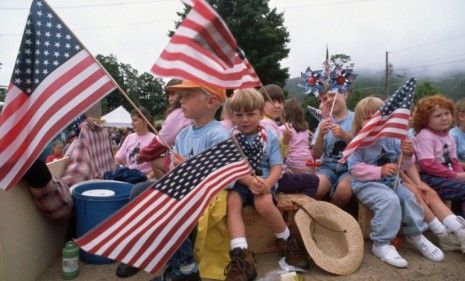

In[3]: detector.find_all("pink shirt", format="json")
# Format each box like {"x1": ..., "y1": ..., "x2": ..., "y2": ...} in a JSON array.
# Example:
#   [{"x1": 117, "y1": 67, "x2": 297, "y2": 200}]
[
  {"x1": 155, "y1": 108, "x2": 191, "y2": 147},
  {"x1": 261, "y1": 117, "x2": 282, "y2": 138},
  {"x1": 413, "y1": 128, "x2": 463, "y2": 178},
  {"x1": 115, "y1": 132, "x2": 155, "y2": 174},
  {"x1": 280, "y1": 123, "x2": 312, "y2": 173}
]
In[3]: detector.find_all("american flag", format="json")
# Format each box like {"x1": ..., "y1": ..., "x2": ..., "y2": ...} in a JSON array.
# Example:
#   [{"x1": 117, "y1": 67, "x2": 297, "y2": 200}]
[
  {"x1": 0, "y1": 0, "x2": 116, "y2": 191},
  {"x1": 339, "y1": 78, "x2": 416, "y2": 163},
  {"x1": 76, "y1": 138, "x2": 251, "y2": 274},
  {"x1": 307, "y1": 105, "x2": 323, "y2": 123},
  {"x1": 151, "y1": 0, "x2": 261, "y2": 89}
]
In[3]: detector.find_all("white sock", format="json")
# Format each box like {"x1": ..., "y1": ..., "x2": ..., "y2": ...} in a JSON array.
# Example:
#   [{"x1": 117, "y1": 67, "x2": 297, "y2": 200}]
[
  {"x1": 275, "y1": 226, "x2": 290, "y2": 240},
  {"x1": 443, "y1": 215, "x2": 463, "y2": 232},
  {"x1": 428, "y1": 218, "x2": 447, "y2": 235},
  {"x1": 179, "y1": 262, "x2": 196, "y2": 274},
  {"x1": 231, "y1": 237, "x2": 248, "y2": 250},
  {"x1": 407, "y1": 234, "x2": 422, "y2": 241}
]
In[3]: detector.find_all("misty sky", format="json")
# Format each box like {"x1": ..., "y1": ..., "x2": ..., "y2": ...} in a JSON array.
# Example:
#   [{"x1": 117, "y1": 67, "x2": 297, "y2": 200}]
[{"x1": 1, "y1": 0, "x2": 465, "y2": 87}]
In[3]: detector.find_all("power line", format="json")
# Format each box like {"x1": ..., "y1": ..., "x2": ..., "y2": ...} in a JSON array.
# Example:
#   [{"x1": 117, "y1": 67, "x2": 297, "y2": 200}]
[
  {"x1": 390, "y1": 34, "x2": 465, "y2": 53},
  {"x1": 0, "y1": 0, "x2": 176, "y2": 10},
  {"x1": 0, "y1": 18, "x2": 174, "y2": 37},
  {"x1": 395, "y1": 58, "x2": 465, "y2": 71},
  {"x1": 281, "y1": 0, "x2": 378, "y2": 10}
]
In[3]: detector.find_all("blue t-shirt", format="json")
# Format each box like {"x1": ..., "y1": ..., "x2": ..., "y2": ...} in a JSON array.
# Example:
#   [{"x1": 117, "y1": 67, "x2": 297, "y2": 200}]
[
  {"x1": 348, "y1": 138, "x2": 401, "y2": 188},
  {"x1": 311, "y1": 111, "x2": 354, "y2": 171},
  {"x1": 239, "y1": 127, "x2": 283, "y2": 179},
  {"x1": 450, "y1": 127, "x2": 465, "y2": 162},
  {"x1": 174, "y1": 120, "x2": 230, "y2": 159}
]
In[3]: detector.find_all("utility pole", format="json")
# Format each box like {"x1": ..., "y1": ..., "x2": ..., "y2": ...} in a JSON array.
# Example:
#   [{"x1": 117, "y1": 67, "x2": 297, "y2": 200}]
[{"x1": 385, "y1": 51, "x2": 389, "y2": 97}]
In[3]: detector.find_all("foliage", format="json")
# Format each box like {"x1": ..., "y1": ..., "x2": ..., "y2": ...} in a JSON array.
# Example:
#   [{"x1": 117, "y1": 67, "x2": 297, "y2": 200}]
[
  {"x1": 0, "y1": 87, "x2": 6, "y2": 101},
  {"x1": 170, "y1": 0, "x2": 290, "y2": 86},
  {"x1": 413, "y1": 81, "x2": 440, "y2": 105},
  {"x1": 330, "y1": 53, "x2": 354, "y2": 69},
  {"x1": 96, "y1": 54, "x2": 167, "y2": 119}
]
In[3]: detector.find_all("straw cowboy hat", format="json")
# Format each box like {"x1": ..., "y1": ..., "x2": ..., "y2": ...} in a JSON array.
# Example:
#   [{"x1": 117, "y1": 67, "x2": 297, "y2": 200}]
[{"x1": 294, "y1": 199, "x2": 364, "y2": 275}]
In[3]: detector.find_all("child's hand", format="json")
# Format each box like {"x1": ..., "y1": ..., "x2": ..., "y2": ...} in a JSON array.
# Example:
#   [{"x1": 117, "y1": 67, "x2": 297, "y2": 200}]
[
  {"x1": 282, "y1": 127, "x2": 292, "y2": 145},
  {"x1": 172, "y1": 152, "x2": 185, "y2": 167},
  {"x1": 319, "y1": 119, "x2": 332, "y2": 135},
  {"x1": 249, "y1": 176, "x2": 266, "y2": 194},
  {"x1": 456, "y1": 172, "x2": 465, "y2": 181},
  {"x1": 401, "y1": 139, "x2": 413, "y2": 157},
  {"x1": 331, "y1": 124, "x2": 347, "y2": 140},
  {"x1": 381, "y1": 163, "x2": 398, "y2": 177}
]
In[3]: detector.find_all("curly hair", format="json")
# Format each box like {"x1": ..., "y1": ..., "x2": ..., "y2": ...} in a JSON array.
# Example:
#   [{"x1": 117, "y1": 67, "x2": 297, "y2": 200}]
[{"x1": 411, "y1": 95, "x2": 455, "y2": 133}]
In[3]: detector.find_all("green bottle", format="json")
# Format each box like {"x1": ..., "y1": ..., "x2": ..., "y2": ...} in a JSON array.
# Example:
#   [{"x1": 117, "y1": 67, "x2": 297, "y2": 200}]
[{"x1": 62, "y1": 241, "x2": 79, "y2": 280}]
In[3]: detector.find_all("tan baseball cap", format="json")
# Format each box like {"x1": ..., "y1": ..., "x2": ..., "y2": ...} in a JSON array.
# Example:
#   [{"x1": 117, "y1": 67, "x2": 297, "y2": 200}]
[{"x1": 166, "y1": 80, "x2": 226, "y2": 103}]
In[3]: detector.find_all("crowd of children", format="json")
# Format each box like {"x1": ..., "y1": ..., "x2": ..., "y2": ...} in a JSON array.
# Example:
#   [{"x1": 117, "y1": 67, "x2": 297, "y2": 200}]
[{"x1": 23, "y1": 73, "x2": 465, "y2": 280}]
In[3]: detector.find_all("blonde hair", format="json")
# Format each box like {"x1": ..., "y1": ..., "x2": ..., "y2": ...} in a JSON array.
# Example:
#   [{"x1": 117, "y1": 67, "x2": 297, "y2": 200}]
[
  {"x1": 229, "y1": 88, "x2": 265, "y2": 113},
  {"x1": 455, "y1": 98, "x2": 465, "y2": 125},
  {"x1": 352, "y1": 96, "x2": 384, "y2": 134}
]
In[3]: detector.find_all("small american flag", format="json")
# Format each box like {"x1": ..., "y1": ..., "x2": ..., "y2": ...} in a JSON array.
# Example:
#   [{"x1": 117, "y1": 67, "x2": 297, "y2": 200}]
[
  {"x1": 76, "y1": 138, "x2": 251, "y2": 274},
  {"x1": 340, "y1": 78, "x2": 416, "y2": 163},
  {"x1": 151, "y1": 0, "x2": 261, "y2": 89},
  {"x1": 307, "y1": 105, "x2": 323, "y2": 123},
  {"x1": 0, "y1": 0, "x2": 116, "y2": 191}
]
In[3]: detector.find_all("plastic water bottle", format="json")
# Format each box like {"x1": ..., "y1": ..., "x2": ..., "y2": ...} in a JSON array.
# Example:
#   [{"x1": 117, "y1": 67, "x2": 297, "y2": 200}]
[{"x1": 62, "y1": 241, "x2": 79, "y2": 280}]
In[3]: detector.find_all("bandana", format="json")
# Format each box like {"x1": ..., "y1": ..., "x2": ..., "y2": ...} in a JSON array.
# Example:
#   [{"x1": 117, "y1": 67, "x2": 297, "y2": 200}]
[{"x1": 233, "y1": 125, "x2": 267, "y2": 176}]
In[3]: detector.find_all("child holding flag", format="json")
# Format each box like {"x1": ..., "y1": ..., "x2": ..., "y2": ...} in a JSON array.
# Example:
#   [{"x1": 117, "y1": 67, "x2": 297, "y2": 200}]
[{"x1": 348, "y1": 94, "x2": 443, "y2": 268}]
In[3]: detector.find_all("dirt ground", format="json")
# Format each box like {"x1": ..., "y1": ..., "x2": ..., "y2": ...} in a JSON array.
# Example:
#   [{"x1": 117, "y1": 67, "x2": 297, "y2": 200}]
[{"x1": 39, "y1": 240, "x2": 465, "y2": 281}]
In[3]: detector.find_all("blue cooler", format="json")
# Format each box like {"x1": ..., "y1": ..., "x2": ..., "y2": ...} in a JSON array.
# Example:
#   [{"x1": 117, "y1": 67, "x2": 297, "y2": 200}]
[{"x1": 72, "y1": 180, "x2": 133, "y2": 264}]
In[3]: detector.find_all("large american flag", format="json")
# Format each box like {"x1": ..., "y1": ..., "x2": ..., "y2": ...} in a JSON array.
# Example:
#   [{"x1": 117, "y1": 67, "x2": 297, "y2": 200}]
[
  {"x1": 151, "y1": 0, "x2": 262, "y2": 89},
  {"x1": 0, "y1": 0, "x2": 116, "y2": 191},
  {"x1": 339, "y1": 78, "x2": 416, "y2": 163},
  {"x1": 76, "y1": 138, "x2": 251, "y2": 274}
]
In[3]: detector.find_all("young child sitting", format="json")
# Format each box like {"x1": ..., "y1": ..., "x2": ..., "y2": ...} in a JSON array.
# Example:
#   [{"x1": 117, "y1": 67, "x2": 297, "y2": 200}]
[
  {"x1": 349, "y1": 96, "x2": 444, "y2": 268},
  {"x1": 137, "y1": 79, "x2": 192, "y2": 177},
  {"x1": 412, "y1": 95, "x2": 465, "y2": 252},
  {"x1": 224, "y1": 89, "x2": 309, "y2": 281},
  {"x1": 280, "y1": 97, "x2": 313, "y2": 174},
  {"x1": 450, "y1": 97, "x2": 465, "y2": 169},
  {"x1": 312, "y1": 89, "x2": 354, "y2": 206}
]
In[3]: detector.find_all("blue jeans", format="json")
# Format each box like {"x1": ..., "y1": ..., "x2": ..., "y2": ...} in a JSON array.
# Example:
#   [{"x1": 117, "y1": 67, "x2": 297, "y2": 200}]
[
  {"x1": 317, "y1": 165, "x2": 350, "y2": 196},
  {"x1": 352, "y1": 180, "x2": 427, "y2": 246},
  {"x1": 129, "y1": 181, "x2": 195, "y2": 268}
]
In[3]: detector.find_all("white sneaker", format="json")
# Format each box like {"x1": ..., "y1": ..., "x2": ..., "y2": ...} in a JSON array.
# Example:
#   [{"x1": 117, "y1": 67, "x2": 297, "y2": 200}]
[
  {"x1": 454, "y1": 216, "x2": 465, "y2": 253},
  {"x1": 372, "y1": 244, "x2": 408, "y2": 268},
  {"x1": 438, "y1": 232, "x2": 461, "y2": 251},
  {"x1": 406, "y1": 235, "x2": 444, "y2": 262}
]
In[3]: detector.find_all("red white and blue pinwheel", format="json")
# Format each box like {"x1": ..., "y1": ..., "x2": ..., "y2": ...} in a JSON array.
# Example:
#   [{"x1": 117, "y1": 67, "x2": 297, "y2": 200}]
[
  {"x1": 329, "y1": 65, "x2": 357, "y2": 94},
  {"x1": 298, "y1": 67, "x2": 325, "y2": 97}
]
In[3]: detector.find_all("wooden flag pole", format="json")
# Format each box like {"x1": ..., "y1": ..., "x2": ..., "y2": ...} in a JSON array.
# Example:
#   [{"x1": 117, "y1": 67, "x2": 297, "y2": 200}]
[{"x1": 42, "y1": 0, "x2": 173, "y2": 151}]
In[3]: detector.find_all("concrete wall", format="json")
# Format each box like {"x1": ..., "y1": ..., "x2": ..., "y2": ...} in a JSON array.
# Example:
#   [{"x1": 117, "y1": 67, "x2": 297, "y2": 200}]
[{"x1": 0, "y1": 158, "x2": 69, "y2": 281}]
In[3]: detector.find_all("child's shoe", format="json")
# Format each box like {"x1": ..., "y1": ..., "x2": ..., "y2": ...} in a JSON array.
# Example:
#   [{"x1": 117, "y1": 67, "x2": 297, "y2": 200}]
[
  {"x1": 406, "y1": 234, "x2": 444, "y2": 262},
  {"x1": 454, "y1": 216, "x2": 465, "y2": 253},
  {"x1": 372, "y1": 244, "x2": 408, "y2": 268},
  {"x1": 438, "y1": 232, "x2": 461, "y2": 251},
  {"x1": 276, "y1": 234, "x2": 310, "y2": 270},
  {"x1": 151, "y1": 265, "x2": 200, "y2": 281},
  {"x1": 224, "y1": 248, "x2": 257, "y2": 281}
]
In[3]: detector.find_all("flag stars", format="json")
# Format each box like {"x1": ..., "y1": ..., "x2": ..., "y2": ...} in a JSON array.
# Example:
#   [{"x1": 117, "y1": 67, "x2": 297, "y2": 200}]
[
  {"x1": 56, "y1": 24, "x2": 62, "y2": 29},
  {"x1": 35, "y1": 39, "x2": 41, "y2": 45},
  {"x1": 43, "y1": 50, "x2": 49, "y2": 56},
  {"x1": 36, "y1": 1, "x2": 43, "y2": 7},
  {"x1": 37, "y1": 10, "x2": 43, "y2": 17},
  {"x1": 44, "y1": 41, "x2": 50, "y2": 47},
  {"x1": 65, "y1": 34, "x2": 71, "y2": 40},
  {"x1": 25, "y1": 39, "x2": 32, "y2": 45},
  {"x1": 43, "y1": 60, "x2": 49, "y2": 66},
  {"x1": 36, "y1": 30, "x2": 42, "y2": 36},
  {"x1": 25, "y1": 49, "x2": 32, "y2": 55},
  {"x1": 26, "y1": 19, "x2": 31, "y2": 26},
  {"x1": 45, "y1": 31, "x2": 51, "y2": 37},
  {"x1": 43, "y1": 69, "x2": 48, "y2": 75},
  {"x1": 26, "y1": 79, "x2": 32, "y2": 84},
  {"x1": 15, "y1": 78, "x2": 22, "y2": 84},
  {"x1": 14, "y1": 69, "x2": 21, "y2": 75},
  {"x1": 26, "y1": 88, "x2": 32, "y2": 94},
  {"x1": 53, "y1": 60, "x2": 58, "y2": 66},
  {"x1": 47, "y1": 13, "x2": 53, "y2": 19},
  {"x1": 54, "y1": 42, "x2": 61, "y2": 48},
  {"x1": 46, "y1": 22, "x2": 52, "y2": 28},
  {"x1": 25, "y1": 29, "x2": 32, "y2": 35},
  {"x1": 55, "y1": 32, "x2": 62, "y2": 39},
  {"x1": 64, "y1": 52, "x2": 70, "y2": 58},
  {"x1": 34, "y1": 78, "x2": 39, "y2": 84},
  {"x1": 65, "y1": 43, "x2": 71, "y2": 49},
  {"x1": 36, "y1": 21, "x2": 42, "y2": 27},
  {"x1": 74, "y1": 45, "x2": 80, "y2": 51},
  {"x1": 53, "y1": 51, "x2": 60, "y2": 57},
  {"x1": 26, "y1": 68, "x2": 32, "y2": 74}
]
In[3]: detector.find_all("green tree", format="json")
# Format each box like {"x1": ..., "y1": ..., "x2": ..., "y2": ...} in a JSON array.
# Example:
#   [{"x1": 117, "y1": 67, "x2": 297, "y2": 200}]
[
  {"x1": 0, "y1": 87, "x2": 6, "y2": 101},
  {"x1": 414, "y1": 81, "x2": 439, "y2": 105},
  {"x1": 96, "y1": 54, "x2": 166, "y2": 118},
  {"x1": 171, "y1": 0, "x2": 290, "y2": 86},
  {"x1": 330, "y1": 53, "x2": 354, "y2": 68}
]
